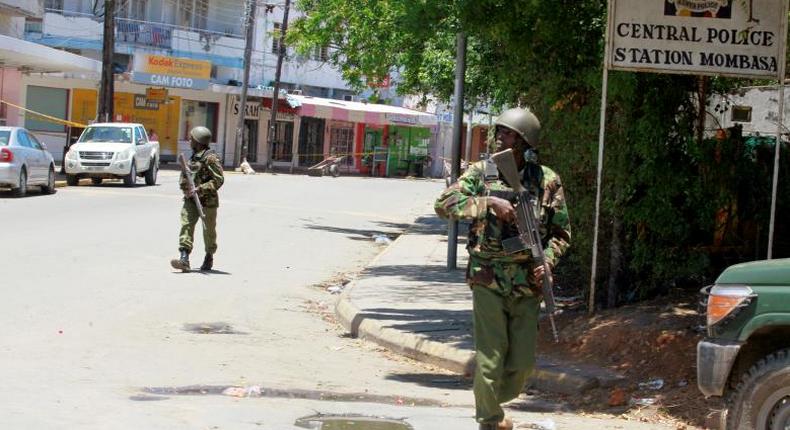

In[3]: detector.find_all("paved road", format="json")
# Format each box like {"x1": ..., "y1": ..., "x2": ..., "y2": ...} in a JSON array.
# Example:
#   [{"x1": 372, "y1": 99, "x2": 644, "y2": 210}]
[{"x1": 0, "y1": 171, "x2": 666, "y2": 429}]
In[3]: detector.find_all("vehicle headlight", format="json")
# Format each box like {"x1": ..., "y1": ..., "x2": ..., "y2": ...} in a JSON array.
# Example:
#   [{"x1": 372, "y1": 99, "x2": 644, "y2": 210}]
[
  {"x1": 705, "y1": 284, "x2": 755, "y2": 327},
  {"x1": 66, "y1": 150, "x2": 78, "y2": 161},
  {"x1": 115, "y1": 150, "x2": 131, "y2": 161}
]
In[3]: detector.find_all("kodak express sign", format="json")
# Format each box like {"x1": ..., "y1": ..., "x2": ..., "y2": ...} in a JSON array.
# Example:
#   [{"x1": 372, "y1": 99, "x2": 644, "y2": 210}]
[{"x1": 132, "y1": 54, "x2": 212, "y2": 90}]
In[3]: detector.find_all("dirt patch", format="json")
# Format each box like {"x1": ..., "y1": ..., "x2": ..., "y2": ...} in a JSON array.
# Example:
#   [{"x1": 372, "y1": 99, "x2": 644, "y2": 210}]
[{"x1": 537, "y1": 294, "x2": 722, "y2": 428}]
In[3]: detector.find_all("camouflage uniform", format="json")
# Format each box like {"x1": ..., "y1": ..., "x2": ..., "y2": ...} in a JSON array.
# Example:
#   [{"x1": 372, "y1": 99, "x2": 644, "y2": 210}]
[
  {"x1": 178, "y1": 148, "x2": 224, "y2": 254},
  {"x1": 435, "y1": 158, "x2": 571, "y2": 425}
]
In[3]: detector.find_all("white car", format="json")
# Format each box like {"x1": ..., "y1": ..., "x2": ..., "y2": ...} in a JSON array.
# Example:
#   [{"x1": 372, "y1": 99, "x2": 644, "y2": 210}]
[
  {"x1": 0, "y1": 126, "x2": 56, "y2": 197},
  {"x1": 64, "y1": 123, "x2": 160, "y2": 187}
]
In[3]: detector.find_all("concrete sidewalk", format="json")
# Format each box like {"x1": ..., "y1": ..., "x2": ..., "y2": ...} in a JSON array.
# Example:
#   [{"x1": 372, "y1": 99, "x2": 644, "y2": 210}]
[{"x1": 336, "y1": 216, "x2": 625, "y2": 395}]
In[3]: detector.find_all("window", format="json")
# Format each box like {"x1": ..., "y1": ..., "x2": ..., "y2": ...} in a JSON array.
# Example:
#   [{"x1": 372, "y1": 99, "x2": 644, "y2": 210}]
[
  {"x1": 312, "y1": 45, "x2": 329, "y2": 61},
  {"x1": 194, "y1": 0, "x2": 207, "y2": 29},
  {"x1": 271, "y1": 23, "x2": 281, "y2": 54},
  {"x1": 137, "y1": 127, "x2": 148, "y2": 143},
  {"x1": 16, "y1": 130, "x2": 32, "y2": 148},
  {"x1": 134, "y1": 127, "x2": 144, "y2": 144},
  {"x1": 44, "y1": 0, "x2": 63, "y2": 10},
  {"x1": 26, "y1": 132, "x2": 43, "y2": 150},
  {"x1": 180, "y1": 0, "x2": 195, "y2": 28},
  {"x1": 731, "y1": 106, "x2": 752, "y2": 123},
  {"x1": 25, "y1": 86, "x2": 68, "y2": 133},
  {"x1": 181, "y1": 100, "x2": 219, "y2": 141}
]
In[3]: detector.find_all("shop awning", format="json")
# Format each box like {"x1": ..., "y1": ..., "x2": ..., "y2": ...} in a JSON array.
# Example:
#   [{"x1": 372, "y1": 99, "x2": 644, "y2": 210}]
[
  {"x1": 0, "y1": 34, "x2": 101, "y2": 73},
  {"x1": 291, "y1": 95, "x2": 437, "y2": 127}
]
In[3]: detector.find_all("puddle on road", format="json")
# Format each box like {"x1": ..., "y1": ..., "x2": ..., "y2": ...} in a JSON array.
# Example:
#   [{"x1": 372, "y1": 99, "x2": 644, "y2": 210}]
[
  {"x1": 295, "y1": 414, "x2": 413, "y2": 430},
  {"x1": 182, "y1": 322, "x2": 248, "y2": 335}
]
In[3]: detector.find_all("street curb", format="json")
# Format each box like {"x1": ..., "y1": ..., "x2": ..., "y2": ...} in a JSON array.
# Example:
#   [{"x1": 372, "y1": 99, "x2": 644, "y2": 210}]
[{"x1": 334, "y1": 221, "x2": 624, "y2": 396}]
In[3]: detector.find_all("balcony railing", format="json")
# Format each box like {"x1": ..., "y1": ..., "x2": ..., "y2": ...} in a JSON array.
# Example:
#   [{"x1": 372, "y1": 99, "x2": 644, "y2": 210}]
[{"x1": 116, "y1": 18, "x2": 172, "y2": 49}]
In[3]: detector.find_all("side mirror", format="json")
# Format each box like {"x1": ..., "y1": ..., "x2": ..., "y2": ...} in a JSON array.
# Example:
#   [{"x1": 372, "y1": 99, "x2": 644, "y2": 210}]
[{"x1": 40, "y1": 143, "x2": 48, "y2": 151}]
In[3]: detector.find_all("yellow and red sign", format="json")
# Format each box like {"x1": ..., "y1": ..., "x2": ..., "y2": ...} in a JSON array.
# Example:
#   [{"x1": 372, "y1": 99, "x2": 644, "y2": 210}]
[
  {"x1": 133, "y1": 54, "x2": 211, "y2": 90},
  {"x1": 134, "y1": 54, "x2": 211, "y2": 80}
]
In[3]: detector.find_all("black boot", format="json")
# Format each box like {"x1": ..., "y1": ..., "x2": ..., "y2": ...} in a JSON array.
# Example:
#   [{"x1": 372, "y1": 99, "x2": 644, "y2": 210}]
[
  {"x1": 200, "y1": 253, "x2": 213, "y2": 271},
  {"x1": 170, "y1": 249, "x2": 190, "y2": 272}
]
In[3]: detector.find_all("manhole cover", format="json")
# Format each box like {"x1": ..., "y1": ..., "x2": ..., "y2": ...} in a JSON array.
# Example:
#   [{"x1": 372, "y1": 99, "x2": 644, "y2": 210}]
[
  {"x1": 182, "y1": 322, "x2": 247, "y2": 335},
  {"x1": 295, "y1": 414, "x2": 413, "y2": 430}
]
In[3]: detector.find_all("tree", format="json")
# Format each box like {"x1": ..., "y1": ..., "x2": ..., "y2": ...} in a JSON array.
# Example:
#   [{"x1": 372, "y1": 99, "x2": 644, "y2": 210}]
[{"x1": 290, "y1": 0, "x2": 788, "y2": 307}]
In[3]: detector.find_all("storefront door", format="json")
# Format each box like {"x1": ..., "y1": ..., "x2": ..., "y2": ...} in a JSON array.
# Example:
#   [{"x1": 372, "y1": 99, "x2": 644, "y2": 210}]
[
  {"x1": 387, "y1": 126, "x2": 410, "y2": 176},
  {"x1": 270, "y1": 119, "x2": 294, "y2": 163},
  {"x1": 244, "y1": 119, "x2": 258, "y2": 163},
  {"x1": 298, "y1": 117, "x2": 324, "y2": 166},
  {"x1": 329, "y1": 121, "x2": 354, "y2": 167}
]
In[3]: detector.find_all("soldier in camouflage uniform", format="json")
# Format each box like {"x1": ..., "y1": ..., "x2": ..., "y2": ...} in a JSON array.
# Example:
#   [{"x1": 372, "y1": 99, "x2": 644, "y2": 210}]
[
  {"x1": 170, "y1": 126, "x2": 224, "y2": 272},
  {"x1": 435, "y1": 108, "x2": 571, "y2": 430}
]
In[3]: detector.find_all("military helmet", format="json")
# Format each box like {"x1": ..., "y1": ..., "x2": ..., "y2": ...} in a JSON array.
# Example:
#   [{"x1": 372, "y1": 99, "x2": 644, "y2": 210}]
[
  {"x1": 189, "y1": 126, "x2": 212, "y2": 146},
  {"x1": 495, "y1": 108, "x2": 541, "y2": 147}
]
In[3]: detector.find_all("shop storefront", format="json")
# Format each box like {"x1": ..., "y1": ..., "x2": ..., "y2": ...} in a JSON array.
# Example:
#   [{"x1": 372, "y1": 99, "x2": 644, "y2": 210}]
[
  {"x1": 223, "y1": 93, "x2": 300, "y2": 168},
  {"x1": 292, "y1": 95, "x2": 437, "y2": 176},
  {"x1": 228, "y1": 97, "x2": 263, "y2": 163}
]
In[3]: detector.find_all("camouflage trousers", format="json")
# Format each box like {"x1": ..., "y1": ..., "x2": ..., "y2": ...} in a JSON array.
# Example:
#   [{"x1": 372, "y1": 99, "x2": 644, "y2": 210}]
[
  {"x1": 178, "y1": 200, "x2": 218, "y2": 255},
  {"x1": 473, "y1": 285, "x2": 540, "y2": 425}
]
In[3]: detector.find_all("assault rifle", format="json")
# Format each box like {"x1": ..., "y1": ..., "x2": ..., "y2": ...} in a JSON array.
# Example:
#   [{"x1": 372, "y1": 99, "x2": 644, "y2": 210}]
[
  {"x1": 490, "y1": 149, "x2": 559, "y2": 343},
  {"x1": 178, "y1": 152, "x2": 206, "y2": 225}
]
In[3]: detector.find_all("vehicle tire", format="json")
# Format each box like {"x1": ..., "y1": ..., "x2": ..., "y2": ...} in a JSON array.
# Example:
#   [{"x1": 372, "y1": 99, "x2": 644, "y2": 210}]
[
  {"x1": 144, "y1": 157, "x2": 158, "y2": 185},
  {"x1": 91, "y1": 177, "x2": 102, "y2": 185},
  {"x1": 329, "y1": 164, "x2": 340, "y2": 178},
  {"x1": 725, "y1": 348, "x2": 790, "y2": 430},
  {"x1": 66, "y1": 174, "x2": 79, "y2": 186},
  {"x1": 124, "y1": 162, "x2": 137, "y2": 187},
  {"x1": 13, "y1": 168, "x2": 27, "y2": 197},
  {"x1": 42, "y1": 166, "x2": 56, "y2": 194}
]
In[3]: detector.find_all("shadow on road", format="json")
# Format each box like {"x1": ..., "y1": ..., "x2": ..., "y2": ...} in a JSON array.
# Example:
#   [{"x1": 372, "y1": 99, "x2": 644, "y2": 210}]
[
  {"x1": 354, "y1": 307, "x2": 473, "y2": 351},
  {"x1": 384, "y1": 372, "x2": 471, "y2": 391}
]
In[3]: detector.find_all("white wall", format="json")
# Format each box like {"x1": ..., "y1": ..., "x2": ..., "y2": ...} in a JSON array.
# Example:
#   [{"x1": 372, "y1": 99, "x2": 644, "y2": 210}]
[
  {"x1": 707, "y1": 86, "x2": 790, "y2": 137},
  {"x1": 0, "y1": 0, "x2": 43, "y2": 17}
]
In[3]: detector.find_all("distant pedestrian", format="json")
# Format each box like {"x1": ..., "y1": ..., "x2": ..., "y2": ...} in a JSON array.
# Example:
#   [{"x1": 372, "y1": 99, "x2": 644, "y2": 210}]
[
  {"x1": 148, "y1": 129, "x2": 159, "y2": 141},
  {"x1": 170, "y1": 126, "x2": 224, "y2": 272},
  {"x1": 434, "y1": 108, "x2": 571, "y2": 430}
]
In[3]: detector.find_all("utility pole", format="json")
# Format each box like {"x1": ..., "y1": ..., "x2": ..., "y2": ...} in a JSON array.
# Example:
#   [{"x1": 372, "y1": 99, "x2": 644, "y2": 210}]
[
  {"x1": 266, "y1": 0, "x2": 291, "y2": 170},
  {"x1": 234, "y1": 0, "x2": 257, "y2": 168},
  {"x1": 447, "y1": 32, "x2": 467, "y2": 270},
  {"x1": 97, "y1": 0, "x2": 115, "y2": 122}
]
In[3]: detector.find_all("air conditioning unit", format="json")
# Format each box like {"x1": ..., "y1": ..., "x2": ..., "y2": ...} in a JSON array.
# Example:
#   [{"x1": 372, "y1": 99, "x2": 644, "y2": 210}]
[
  {"x1": 343, "y1": 95, "x2": 358, "y2": 102},
  {"x1": 289, "y1": 89, "x2": 303, "y2": 95}
]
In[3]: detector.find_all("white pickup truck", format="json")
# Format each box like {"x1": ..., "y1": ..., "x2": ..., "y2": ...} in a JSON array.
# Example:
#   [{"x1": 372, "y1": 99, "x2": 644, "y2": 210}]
[{"x1": 64, "y1": 123, "x2": 160, "y2": 187}]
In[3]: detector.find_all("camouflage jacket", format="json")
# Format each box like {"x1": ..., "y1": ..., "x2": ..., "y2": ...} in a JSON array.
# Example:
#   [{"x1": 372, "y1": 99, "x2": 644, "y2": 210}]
[
  {"x1": 180, "y1": 149, "x2": 224, "y2": 208},
  {"x1": 434, "y1": 159, "x2": 571, "y2": 296}
]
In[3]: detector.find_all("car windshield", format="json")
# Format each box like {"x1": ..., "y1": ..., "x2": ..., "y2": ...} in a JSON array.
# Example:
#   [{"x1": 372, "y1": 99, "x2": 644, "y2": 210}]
[
  {"x1": 79, "y1": 126, "x2": 133, "y2": 143},
  {"x1": 0, "y1": 131, "x2": 10, "y2": 146}
]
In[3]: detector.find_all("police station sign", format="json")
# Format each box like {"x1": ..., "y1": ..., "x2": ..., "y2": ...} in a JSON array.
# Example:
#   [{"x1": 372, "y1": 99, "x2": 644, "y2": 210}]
[
  {"x1": 132, "y1": 54, "x2": 211, "y2": 90},
  {"x1": 607, "y1": 0, "x2": 789, "y2": 78}
]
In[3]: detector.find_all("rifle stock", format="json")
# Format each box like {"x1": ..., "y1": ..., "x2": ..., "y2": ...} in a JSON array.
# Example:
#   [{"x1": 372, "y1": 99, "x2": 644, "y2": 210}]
[
  {"x1": 178, "y1": 153, "x2": 206, "y2": 223},
  {"x1": 490, "y1": 149, "x2": 559, "y2": 343}
]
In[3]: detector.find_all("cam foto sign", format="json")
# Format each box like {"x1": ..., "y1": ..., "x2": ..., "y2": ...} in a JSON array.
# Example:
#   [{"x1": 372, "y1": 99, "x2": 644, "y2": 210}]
[
  {"x1": 607, "y1": 0, "x2": 789, "y2": 78},
  {"x1": 132, "y1": 54, "x2": 212, "y2": 90}
]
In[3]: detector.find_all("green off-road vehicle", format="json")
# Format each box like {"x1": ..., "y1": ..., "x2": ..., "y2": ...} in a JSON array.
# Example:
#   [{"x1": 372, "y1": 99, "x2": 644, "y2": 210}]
[{"x1": 698, "y1": 258, "x2": 790, "y2": 430}]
